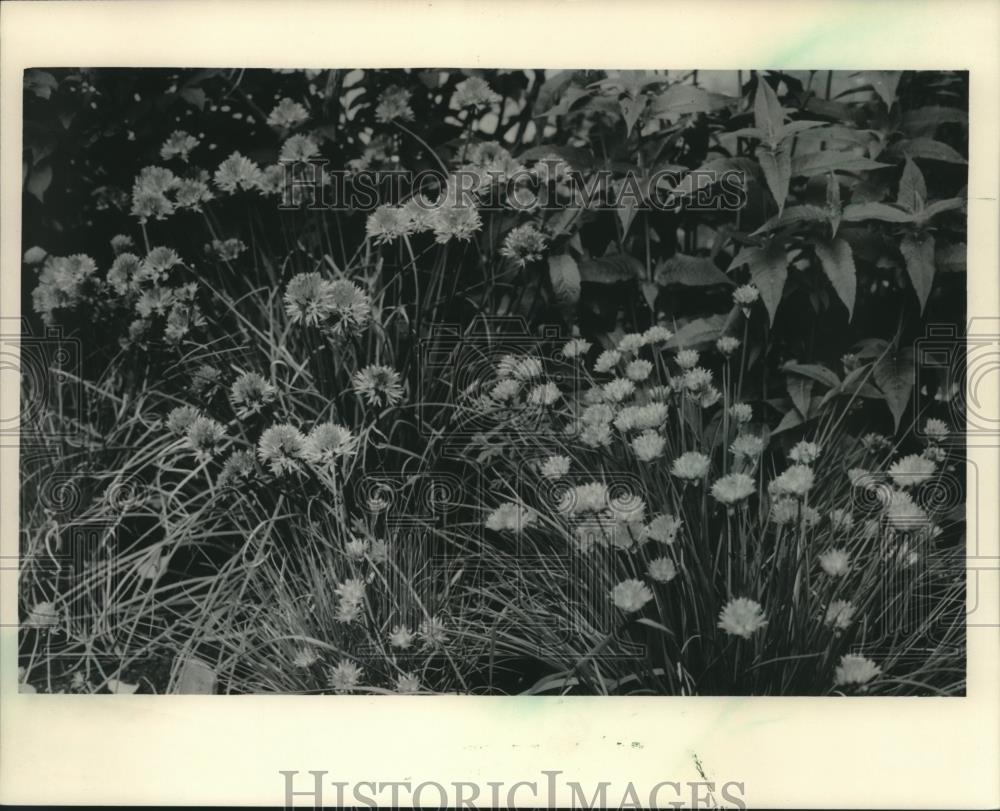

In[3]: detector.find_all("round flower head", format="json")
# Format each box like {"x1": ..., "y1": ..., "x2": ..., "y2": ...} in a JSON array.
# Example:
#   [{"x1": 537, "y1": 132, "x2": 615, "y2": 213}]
[
  {"x1": 819, "y1": 548, "x2": 850, "y2": 577},
  {"x1": 352, "y1": 365, "x2": 404, "y2": 408},
  {"x1": 213, "y1": 151, "x2": 263, "y2": 193},
  {"x1": 562, "y1": 338, "x2": 591, "y2": 359},
  {"x1": 675, "y1": 349, "x2": 700, "y2": 370},
  {"x1": 166, "y1": 405, "x2": 201, "y2": 435},
  {"x1": 716, "y1": 336, "x2": 740, "y2": 356},
  {"x1": 135, "y1": 286, "x2": 175, "y2": 318},
  {"x1": 825, "y1": 600, "x2": 856, "y2": 631},
  {"x1": 106, "y1": 252, "x2": 140, "y2": 295},
  {"x1": 110, "y1": 234, "x2": 135, "y2": 254},
  {"x1": 267, "y1": 97, "x2": 309, "y2": 129},
  {"x1": 207, "y1": 238, "x2": 246, "y2": 261},
  {"x1": 631, "y1": 430, "x2": 666, "y2": 462},
  {"x1": 557, "y1": 482, "x2": 609, "y2": 515},
  {"x1": 185, "y1": 416, "x2": 227, "y2": 462},
  {"x1": 682, "y1": 367, "x2": 713, "y2": 393},
  {"x1": 366, "y1": 204, "x2": 414, "y2": 245},
  {"x1": 326, "y1": 280, "x2": 373, "y2": 336},
  {"x1": 616, "y1": 333, "x2": 646, "y2": 355},
  {"x1": 643, "y1": 513, "x2": 682, "y2": 545},
  {"x1": 257, "y1": 424, "x2": 306, "y2": 476},
  {"x1": 581, "y1": 402, "x2": 614, "y2": 427},
  {"x1": 375, "y1": 86, "x2": 414, "y2": 123},
  {"x1": 885, "y1": 489, "x2": 929, "y2": 531},
  {"x1": 717, "y1": 597, "x2": 767, "y2": 638},
  {"x1": 711, "y1": 472, "x2": 756, "y2": 505},
  {"x1": 279, "y1": 134, "x2": 319, "y2": 163},
  {"x1": 451, "y1": 76, "x2": 502, "y2": 109},
  {"x1": 229, "y1": 372, "x2": 277, "y2": 419},
  {"x1": 671, "y1": 451, "x2": 710, "y2": 482},
  {"x1": 771, "y1": 464, "x2": 815, "y2": 498},
  {"x1": 304, "y1": 423, "x2": 357, "y2": 465},
  {"x1": 625, "y1": 359, "x2": 653, "y2": 382},
  {"x1": 175, "y1": 178, "x2": 214, "y2": 210},
  {"x1": 291, "y1": 647, "x2": 319, "y2": 669},
  {"x1": 593, "y1": 350, "x2": 621, "y2": 374},
  {"x1": 335, "y1": 577, "x2": 365, "y2": 608},
  {"x1": 769, "y1": 498, "x2": 801, "y2": 526},
  {"x1": 611, "y1": 579, "x2": 654, "y2": 613},
  {"x1": 603, "y1": 377, "x2": 636, "y2": 403},
  {"x1": 402, "y1": 194, "x2": 435, "y2": 231},
  {"x1": 490, "y1": 378, "x2": 521, "y2": 402},
  {"x1": 419, "y1": 615, "x2": 448, "y2": 647},
  {"x1": 579, "y1": 422, "x2": 612, "y2": 448},
  {"x1": 828, "y1": 507, "x2": 855, "y2": 531},
  {"x1": 284, "y1": 272, "x2": 335, "y2": 326},
  {"x1": 144, "y1": 246, "x2": 182, "y2": 277},
  {"x1": 218, "y1": 450, "x2": 256, "y2": 487},
  {"x1": 923, "y1": 445, "x2": 947, "y2": 463},
  {"x1": 614, "y1": 402, "x2": 668, "y2": 433},
  {"x1": 500, "y1": 224, "x2": 547, "y2": 267},
  {"x1": 608, "y1": 491, "x2": 646, "y2": 525},
  {"x1": 647, "y1": 557, "x2": 678, "y2": 583},
  {"x1": 540, "y1": 455, "x2": 571, "y2": 479},
  {"x1": 924, "y1": 418, "x2": 949, "y2": 442},
  {"x1": 328, "y1": 660, "x2": 363, "y2": 693},
  {"x1": 733, "y1": 284, "x2": 760, "y2": 308},
  {"x1": 730, "y1": 434, "x2": 764, "y2": 460},
  {"x1": 860, "y1": 432, "x2": 892, "y2": 453},
  {"x1": 485, "y1": 502, "x2": 538, "y2": 533},
  {"x1": 430, "y1": 203, "x2": 482, "y2": 244},
  {"x1": 160, "y1": 130, "x2": 199, "y2": 162},
  {"x1": 729, "y1": 402, "x2": 753, "y2": 423},
  {"x1": 888, "y1": 454, "x2": 936, "y2": 488},
  {"x1": 389, "y1": 625, "x2": 416, "y2": 650},
  {"x1": 834, "y1": 654, "x2": 880, "y2": 688},
  {"x1": 527, "y1": 382, "x2": 560, "y2": 406},
  {"x1": 344, "y1": 537, "x2": 368, "y2": 560},
  {"x1": 396, "y1": 673, "x2": 421, "y2": 694},
  {"x1": 642, "y1": 324, "x2": 674, "y2": 345},
  {"x1": 789, "y1": 440, "x2": 822, "y2": 465}
]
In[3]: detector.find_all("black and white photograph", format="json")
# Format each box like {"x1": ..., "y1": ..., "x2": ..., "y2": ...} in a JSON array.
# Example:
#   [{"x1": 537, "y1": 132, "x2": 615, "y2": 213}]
[
  {"x1": 2, "y1": 1, "x2": 999, "y2": 808},
  {"x1": 17, "y1": 65, "x2": 971, "y2": 698}
]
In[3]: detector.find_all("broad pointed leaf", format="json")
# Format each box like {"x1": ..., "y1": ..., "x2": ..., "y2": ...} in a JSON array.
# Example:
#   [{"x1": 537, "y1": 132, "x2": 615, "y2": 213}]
[
  {"x1": 781, "y1": 361, "x2": 842, "y2": 389},
  {"x1": 548, "y1": 254, "x2": 581, "y2": 310},
  {"x1": 896, "y1": 157, "x2": 926, "y2": 214},
  {"x1": 758, "y1": 148, "x2": 791, "y2": 210},
  {"x1": 729, "y1": 243, "x2": 788, "y2": 325},
  {"x1": 753, "y1": 76, "x2": 786, "y2": 143},
  {"x1": 873, "y1": 346, "x2": 916, "y2": 431},
  {"x1": 654, "y1": 253, "x2": 732, "y2": 287},
  {"x1": 791, "y1": 151, "x2": 890, "y2": 177},
  {"x1": 900, "y1": 106, "x2": 968, "y2": 136},
  {"x1": 841, "y1": 202, "x2": 913, "y2": 223},
  {"x1": 814, "y1": 238, "x2": 857, "y2": 319},
  {"x1": 899, "y1": 232, "x2": 936, "y2": 312},
  {"x1": 866, "y1": 71, "x2": 903, "y2": 108},
  {"x1": 578, "y1": 253, "x2": 642, "y2": 283},
  {"x1": 787, "y1": 376, "x2": 814, "y2": 418},
  {"x1": 752, "y1": 205, "x2": 829, "y2": 235},
  {"x1": 897, "y1": 137, "x2": 967, "y2": 164}
]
